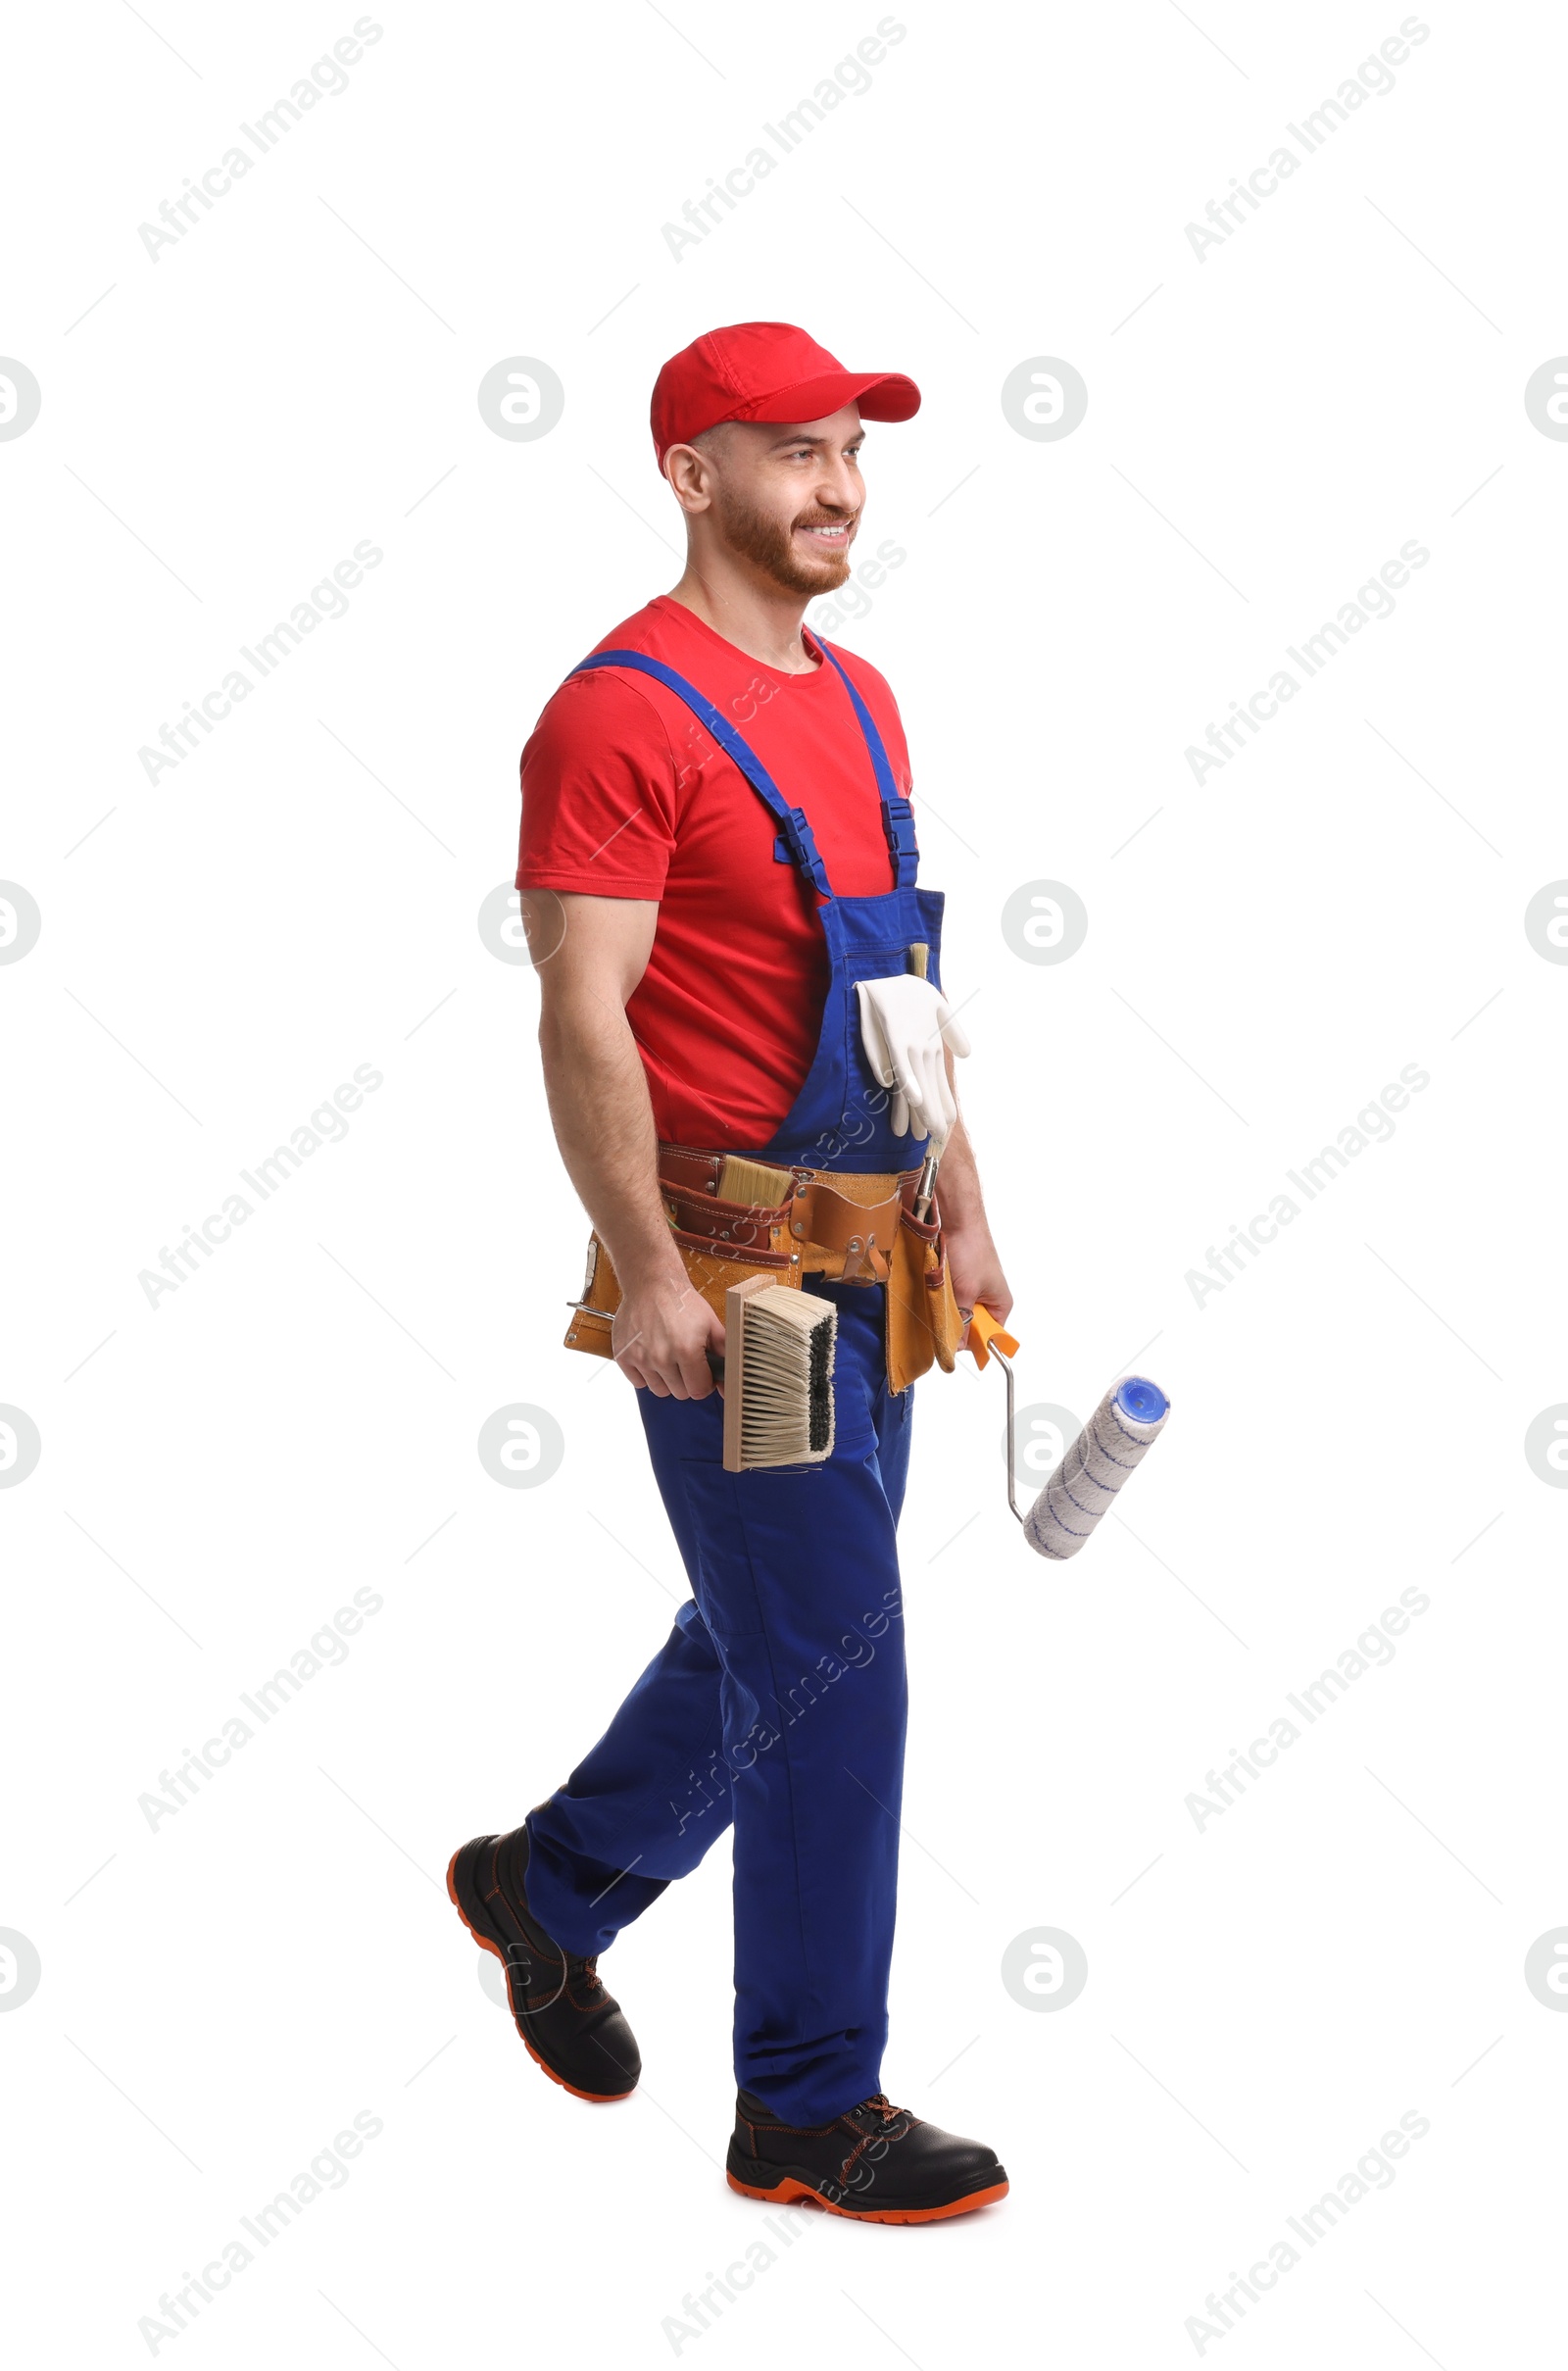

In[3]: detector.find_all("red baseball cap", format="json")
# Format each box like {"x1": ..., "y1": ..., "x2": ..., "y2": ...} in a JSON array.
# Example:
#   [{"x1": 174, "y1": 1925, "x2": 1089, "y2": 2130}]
[{"x1": 651, "y1": 321, "x2": 920, "y2": 464}]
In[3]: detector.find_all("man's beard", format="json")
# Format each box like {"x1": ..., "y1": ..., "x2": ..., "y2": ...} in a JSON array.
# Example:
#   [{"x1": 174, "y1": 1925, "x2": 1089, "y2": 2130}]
[{"x1": 712, "y1": 487, "x2": 858, "y2": 595}]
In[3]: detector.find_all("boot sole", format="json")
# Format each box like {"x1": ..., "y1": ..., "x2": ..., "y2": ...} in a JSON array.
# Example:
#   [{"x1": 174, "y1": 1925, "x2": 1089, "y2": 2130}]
[
  {"x1": 446, "y1": 1839, "x2": 636, "y2": 2104},
  {"x1": 726, "y1": 2162, "x2": 1008, "y2": 2224}
]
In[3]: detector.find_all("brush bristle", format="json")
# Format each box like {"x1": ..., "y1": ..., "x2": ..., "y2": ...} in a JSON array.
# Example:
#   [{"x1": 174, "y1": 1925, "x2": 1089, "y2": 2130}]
[
  {"x1": 717, "y1": 1155, "x2": 797, "y2": 1210},
  {"x1": 737, "y1": 1286, "x2": 836, "y2": 1466}
]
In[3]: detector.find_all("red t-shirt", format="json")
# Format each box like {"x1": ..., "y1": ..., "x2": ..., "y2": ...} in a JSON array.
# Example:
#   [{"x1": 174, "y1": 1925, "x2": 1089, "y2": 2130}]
[{"x1": 516, "y1": 596, "x2": 914, "y2": 1149}]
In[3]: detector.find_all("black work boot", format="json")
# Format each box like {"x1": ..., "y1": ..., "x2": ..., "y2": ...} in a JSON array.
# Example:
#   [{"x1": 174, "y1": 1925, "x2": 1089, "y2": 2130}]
[
  {"x1": 447, "y1": 1826, "x2": 640, "y2": 2101},
  {"x1": 726, "y1": 2089, "x2": 1007, "y2": 2222}
]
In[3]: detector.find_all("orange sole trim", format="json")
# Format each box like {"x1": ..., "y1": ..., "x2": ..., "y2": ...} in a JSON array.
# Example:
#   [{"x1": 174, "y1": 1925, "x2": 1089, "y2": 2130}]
[
  {"x1": 725, "y1": 2170, "x2": 1009, "y2": 2224},
  {"x1": 445, "y1": 1848, "x2": 635, "y2": 2105}
]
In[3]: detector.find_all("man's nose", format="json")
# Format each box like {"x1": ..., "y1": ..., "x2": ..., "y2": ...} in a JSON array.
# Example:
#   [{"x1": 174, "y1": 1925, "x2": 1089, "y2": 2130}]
[{"x1": 814, "y1": 465, "x2": 860, "y2": 514}]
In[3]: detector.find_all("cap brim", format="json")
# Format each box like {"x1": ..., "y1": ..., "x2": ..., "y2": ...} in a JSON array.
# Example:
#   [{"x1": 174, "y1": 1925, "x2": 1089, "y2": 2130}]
[{"x1": 732, "y1": 370, "x2": 921, "y2": 428}]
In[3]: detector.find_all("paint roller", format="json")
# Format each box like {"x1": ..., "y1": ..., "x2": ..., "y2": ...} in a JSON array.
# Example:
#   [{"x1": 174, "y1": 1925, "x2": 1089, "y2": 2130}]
[
  {"x1": 967, "y1": 1307, "x2": 1170, "y2": 1556},
  {"x1": 892, "y1": 963, "x2": 1171, "y2": 1551}
]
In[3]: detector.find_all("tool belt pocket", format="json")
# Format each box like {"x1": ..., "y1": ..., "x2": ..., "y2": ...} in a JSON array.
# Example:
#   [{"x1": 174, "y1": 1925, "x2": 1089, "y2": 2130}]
[
  {"x1": 564, "y1": 1228, "x2": 799, "y2": 1361},
  {"x1": 886, "y1": 1200, "x2": 964, "y2": 1395}
]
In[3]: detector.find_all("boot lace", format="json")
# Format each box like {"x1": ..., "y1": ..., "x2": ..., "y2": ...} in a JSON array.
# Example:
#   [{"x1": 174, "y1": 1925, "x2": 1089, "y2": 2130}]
[{"x1": 855, "y1": 2093, "x2": 911, "y2": 2132}]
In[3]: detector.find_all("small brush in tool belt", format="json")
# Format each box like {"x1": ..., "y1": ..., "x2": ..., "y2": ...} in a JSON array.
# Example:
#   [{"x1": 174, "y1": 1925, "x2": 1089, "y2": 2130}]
[
  {"x1": 654, "y1": 1147, "x2": 911, "y2": 1284},
  {"x1": 564, "y1": 1145, "x2": 960, "y2": 1459}
]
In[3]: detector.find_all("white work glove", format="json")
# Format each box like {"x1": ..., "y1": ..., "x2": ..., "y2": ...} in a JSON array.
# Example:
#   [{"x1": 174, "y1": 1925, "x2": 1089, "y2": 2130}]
[{"x1": 856, "y1": 973, "x2": 970, "y2": 1148}]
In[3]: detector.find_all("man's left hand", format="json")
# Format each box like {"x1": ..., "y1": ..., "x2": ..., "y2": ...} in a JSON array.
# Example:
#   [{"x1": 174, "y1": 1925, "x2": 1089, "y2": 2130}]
[{"x1": 943, "y1": 1216, "x2": 1012, "y2": 1345}]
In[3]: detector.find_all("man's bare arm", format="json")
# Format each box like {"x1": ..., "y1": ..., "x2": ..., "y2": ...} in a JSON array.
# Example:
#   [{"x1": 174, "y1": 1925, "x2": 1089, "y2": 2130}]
[
  {"x1": 934, "y1": 1052, "x2": 1012, "y2": 1334},
  {"x1": 524, "y1": 889, "x2": 722, "y2": 1400}
]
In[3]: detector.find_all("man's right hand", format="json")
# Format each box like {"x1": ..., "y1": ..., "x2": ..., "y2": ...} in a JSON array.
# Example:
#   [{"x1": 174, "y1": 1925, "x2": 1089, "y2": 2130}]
[{"x1": 612, "y1": 1266, "x2": 726, "y2": 1399}]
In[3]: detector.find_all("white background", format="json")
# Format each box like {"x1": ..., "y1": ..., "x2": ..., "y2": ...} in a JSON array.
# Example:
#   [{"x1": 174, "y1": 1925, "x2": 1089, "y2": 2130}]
[{"x1": 4, "y1": 2, "x2": 1564, "y2": 2362}]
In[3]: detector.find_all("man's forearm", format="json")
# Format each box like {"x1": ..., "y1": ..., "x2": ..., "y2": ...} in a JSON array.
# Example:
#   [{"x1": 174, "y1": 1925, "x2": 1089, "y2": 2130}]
[
  {"x1": 538, "y1": 991, "x2": 682, "y2": 1290},
  {"x1": 933, "y1": 1059, "x2": 1013, "y2": 1324},
  {"x1": 934, "y1": 1113, "x2": 987, "y2": 1229},
  {"x1": 935, "y1": 1039, "x2": 990, "y2": 1230}
]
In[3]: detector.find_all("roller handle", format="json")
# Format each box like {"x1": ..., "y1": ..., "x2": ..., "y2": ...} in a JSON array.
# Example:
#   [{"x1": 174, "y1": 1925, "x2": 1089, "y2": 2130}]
[{"x1": 966, "y1": 1303, "x2": 1020, "y2": 1370}]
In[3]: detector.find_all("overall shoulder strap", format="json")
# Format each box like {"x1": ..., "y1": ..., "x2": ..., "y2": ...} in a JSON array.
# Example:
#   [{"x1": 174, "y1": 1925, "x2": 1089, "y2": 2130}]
[
  {"x1": 814, "y1": 641, "x2": 918, "y2": 890},
  {"x1": 570, "y1": 648, "x2": 832, "y2": 899}
]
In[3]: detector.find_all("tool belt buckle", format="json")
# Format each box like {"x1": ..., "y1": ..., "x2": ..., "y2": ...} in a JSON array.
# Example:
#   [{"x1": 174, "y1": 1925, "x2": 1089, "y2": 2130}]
[
  {"x1": 839, "y1": 1230, "x2": 888, "y2": 1285},
  {"x1": 788, "y1": 1176, "x2": 897, "y2": 1283}
]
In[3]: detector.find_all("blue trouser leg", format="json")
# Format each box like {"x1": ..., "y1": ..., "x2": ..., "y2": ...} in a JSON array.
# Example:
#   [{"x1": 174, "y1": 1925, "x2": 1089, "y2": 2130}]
[{"x1": 524, "y1": 1280, "x2": 913, "y2": 2124}]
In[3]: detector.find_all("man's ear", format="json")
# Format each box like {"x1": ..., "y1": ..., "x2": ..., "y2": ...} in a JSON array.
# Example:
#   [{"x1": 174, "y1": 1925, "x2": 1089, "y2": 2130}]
[{"x1": 662, "y1": 441, "x2": 716, "y2": 511}]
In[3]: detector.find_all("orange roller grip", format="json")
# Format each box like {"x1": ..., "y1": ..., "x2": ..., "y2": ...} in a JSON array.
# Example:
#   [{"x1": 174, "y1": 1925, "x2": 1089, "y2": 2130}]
[{"x1": 966, "y1": 1303, "x2": 1019, "y2": 1369}]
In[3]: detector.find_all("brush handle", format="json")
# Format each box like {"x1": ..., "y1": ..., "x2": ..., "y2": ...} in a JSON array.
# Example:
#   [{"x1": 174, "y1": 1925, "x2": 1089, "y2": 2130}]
[{"x1": 908, "y1": 945, "x2": 931, "y2": 1210}]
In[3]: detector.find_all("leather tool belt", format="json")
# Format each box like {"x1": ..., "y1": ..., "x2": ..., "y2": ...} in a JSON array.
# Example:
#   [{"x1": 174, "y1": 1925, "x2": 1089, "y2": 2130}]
[
  {"x1": 653, "y1": 1143, "x2": 912, "y2": 1284},
  {"x1": 564, "y1": 1143, "x2": 964, "y2": 1396}
]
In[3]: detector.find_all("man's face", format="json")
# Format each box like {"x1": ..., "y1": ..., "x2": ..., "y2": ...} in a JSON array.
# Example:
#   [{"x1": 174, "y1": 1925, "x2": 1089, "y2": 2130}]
[{"x1": 695, "y1": 407, "x2": 864, "y2": 596}]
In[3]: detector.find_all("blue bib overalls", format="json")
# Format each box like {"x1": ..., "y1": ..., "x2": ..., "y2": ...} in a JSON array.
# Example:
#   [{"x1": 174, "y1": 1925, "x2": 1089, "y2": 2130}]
[{"x1": 523, "y1": 641, "x2": 946, "y2": 2123}]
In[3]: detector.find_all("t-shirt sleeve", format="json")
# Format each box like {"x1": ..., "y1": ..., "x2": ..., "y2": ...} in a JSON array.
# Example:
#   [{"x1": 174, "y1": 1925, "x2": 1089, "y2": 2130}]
[{"x1": 516, "y1": 668, "x2": 680, "y2": 898}]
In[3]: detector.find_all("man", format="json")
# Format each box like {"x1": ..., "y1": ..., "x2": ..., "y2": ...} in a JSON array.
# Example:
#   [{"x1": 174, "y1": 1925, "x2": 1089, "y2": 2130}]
[{"x1": 449, "y1": 321, "x2": 1013, "y2": 2224}]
